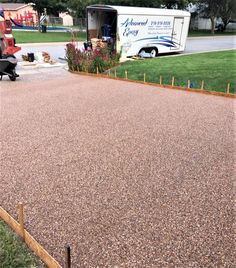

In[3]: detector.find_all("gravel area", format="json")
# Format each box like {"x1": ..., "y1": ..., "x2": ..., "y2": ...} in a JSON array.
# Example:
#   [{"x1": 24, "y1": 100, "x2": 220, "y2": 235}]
[{"x1": 0, "y1": 70, "x2": 235, "y2": 267}]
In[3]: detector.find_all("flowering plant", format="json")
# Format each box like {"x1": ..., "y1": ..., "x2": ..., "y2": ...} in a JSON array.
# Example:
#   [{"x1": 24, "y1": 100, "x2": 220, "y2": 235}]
[{"x1": 66, "y1": 43, "x2": 120, "y2": 73}]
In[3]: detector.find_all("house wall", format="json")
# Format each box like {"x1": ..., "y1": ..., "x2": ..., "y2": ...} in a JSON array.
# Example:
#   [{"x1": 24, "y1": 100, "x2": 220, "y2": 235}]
[
  {"x1": 59, "y1": 13, "x2": 74, "y2": 26},
  {"x1": 190, "y1": 15, "x2": 223, "y2": 30},
  {"x1": 4, "y1": 5, "x2": 37, "y2": 25},
  {"x1": 197, "y1": 18, "x2": 211, "y2": 30}
]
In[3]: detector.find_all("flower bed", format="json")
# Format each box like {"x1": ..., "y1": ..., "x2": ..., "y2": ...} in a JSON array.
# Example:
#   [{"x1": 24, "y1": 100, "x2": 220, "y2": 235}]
[{"x1": 66, "y1": 43, "x2": 120, "y2": 73}]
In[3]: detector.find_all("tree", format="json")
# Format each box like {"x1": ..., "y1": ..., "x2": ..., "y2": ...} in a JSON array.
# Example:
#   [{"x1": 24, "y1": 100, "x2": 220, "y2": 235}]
[
  {"x1": 67, "y1": 0, "x2": 91, "y2": 18},
  {"x1": 219, "y1": 0, "x2": 236, "y2": 31},
  {"x1": 196, "y1": 0, "x2": 236, "y2": 33},
  {"x1": 196, "y1": 0, "x2": 222, "y2": 34},
  {"x1": 90, "y1": 0, "x2": 191, "y2": 9},
  {"x1": 67, "y1": 0, "x2": 193, "y2": 18},
  {"x1": 161, "y1": 0, "x2": 190, "y2": 9},
  {"x1": 0, "y1": 0, "x2": 21, "y2": 2},
  {"x1": 67, "y1": 0, "x2": 163, "y2": 17}
]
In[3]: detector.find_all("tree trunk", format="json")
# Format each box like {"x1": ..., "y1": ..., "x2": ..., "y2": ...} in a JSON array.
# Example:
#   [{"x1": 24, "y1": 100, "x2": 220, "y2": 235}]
[
  {"x1": 222, "y1": 17, "x2": 230, "y2": 32},
  {"x1": 210, "y1": 16, "x2": 215, "y2": 34}
]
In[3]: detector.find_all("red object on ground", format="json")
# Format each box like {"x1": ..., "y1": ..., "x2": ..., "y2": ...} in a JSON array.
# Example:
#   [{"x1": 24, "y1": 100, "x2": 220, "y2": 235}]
[{"x1": 0, "y1": 15, "x2": 21, "y2": 55}]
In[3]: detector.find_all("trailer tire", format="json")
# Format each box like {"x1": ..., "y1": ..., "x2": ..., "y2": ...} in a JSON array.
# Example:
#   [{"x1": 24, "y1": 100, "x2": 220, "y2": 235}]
[
  {"x1": 139, "y1": 48, "x2": 158, "y2": 58},
  {"x1": 150, "y1": 48, "x2": 158, "y2": 58},
  {"x1": 139, "y1": 49, "x2": 146, "y2": 57}
]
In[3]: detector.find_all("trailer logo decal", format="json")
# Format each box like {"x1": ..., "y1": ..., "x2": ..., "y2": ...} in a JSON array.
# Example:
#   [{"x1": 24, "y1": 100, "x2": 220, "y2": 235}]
[
  {"x1": 121, "y1": 18, "x2": 148, "y2": 27},
  {"x1": 121, "y1": 18, "x2": 148, "y2": 37}
]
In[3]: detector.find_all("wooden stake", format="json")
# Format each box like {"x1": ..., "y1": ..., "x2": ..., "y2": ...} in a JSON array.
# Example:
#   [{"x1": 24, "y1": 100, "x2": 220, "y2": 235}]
[
  {"x1": 108, "y1": 69, "x2": 111, "y2": 76},
  {"x1": 171, "y1": 76, "x2": 175, "y2": 87},
  {"x1": 227, "y1": 83, "x2": 230, "y2": 94},
  {"x1": 187, "y1": 80, "x2": 190, "y2": 89},
  {"x1": 114, "y1": 69, "x2": 117, "y2": 78},
  {"x1": 160, "y1": 75, "x2": 162, "y2": 86},
  {"x1": 18, "y1": 203, "x2": 25, "y2": 240},
  {"x1": 144, "y1": 73, "x2": 146, "y2": 83},
  {"x1": 201, "y1": 80, "x2": 204, "y2": 90},
  {"x1": 125, "y1": 70, "x2": 128, "y2": 80},
  {"x1": 65, "y1": 245, "x2": 71, "y2": 268},
  {"x1": 96, "y1": 67, "x2": 99, "y2": 75}
]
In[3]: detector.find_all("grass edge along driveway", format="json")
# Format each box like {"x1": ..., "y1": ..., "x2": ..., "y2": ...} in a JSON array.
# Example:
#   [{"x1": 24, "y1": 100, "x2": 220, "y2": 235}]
[
  {"x1": 0, "y1": 220, "x2": 42, "y2": 268},
  {"x1": 114, "y1": 49, "x2": 236, "y2": 93}
]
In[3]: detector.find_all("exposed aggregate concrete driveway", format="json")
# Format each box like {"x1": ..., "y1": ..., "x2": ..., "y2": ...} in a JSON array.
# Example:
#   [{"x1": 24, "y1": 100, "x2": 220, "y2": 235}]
[{"x1": 0, "y1": 69, "x2": 235, "y2": 267}]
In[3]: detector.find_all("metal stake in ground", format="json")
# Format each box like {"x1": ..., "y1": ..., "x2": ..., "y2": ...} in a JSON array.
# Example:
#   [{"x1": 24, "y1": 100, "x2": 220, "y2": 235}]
[{"x1": 65, "y1": 245, "x2": 71, "y2": 268}]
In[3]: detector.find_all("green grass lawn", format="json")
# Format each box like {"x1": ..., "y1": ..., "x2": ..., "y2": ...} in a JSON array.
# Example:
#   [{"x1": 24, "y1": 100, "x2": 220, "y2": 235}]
[
  {"x1": 13, "y1": 30, "x2": 86, "y2": 43},
  {"x1": 114, "y1": 50, "x2": 236, "y2": 93},
  {"x1": 0, "y1": 220, "x2": 41, "y2": 268},
  {"x1": 13, "y1": 30, "x2": 235, "y2": 43}
]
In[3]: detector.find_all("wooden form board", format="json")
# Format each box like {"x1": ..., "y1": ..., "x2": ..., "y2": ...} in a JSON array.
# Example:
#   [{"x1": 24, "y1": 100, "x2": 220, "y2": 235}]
[
  {"x1": 0, "y1": 206, "x2": 62, "y2": 268},
  {"x1": 69, "y1": 70, "x2": 236, "y2": 99}
]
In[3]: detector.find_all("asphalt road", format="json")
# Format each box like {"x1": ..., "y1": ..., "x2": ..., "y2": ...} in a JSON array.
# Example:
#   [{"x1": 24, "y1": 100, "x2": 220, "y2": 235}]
[
  {"x1": 185, "y1": 35, "x2": 235, "y2": 53},
  {"x1": 15, "y1": 35, "x2": 235, "y2": 62},
  {"x1": 15, "y1": 42, "x2": 68, "y2": 63}
]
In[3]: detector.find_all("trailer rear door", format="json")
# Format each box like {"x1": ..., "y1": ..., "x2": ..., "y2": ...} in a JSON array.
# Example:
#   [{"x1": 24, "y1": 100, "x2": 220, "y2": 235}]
[{"x1": 171, "y1": 17, "x2": 184, "y2": 50}]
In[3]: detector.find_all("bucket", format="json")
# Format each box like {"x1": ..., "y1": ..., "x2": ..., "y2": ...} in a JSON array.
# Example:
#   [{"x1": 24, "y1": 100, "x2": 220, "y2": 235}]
[{"x1": 28, "y1": 53, "x2": 35, "y2": 62}]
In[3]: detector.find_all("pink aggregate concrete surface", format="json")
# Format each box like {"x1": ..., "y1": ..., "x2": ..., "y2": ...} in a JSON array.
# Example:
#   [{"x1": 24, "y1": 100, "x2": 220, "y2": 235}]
[{"x1": 0, "y1": 69, "x2": 235, "y2": 267}]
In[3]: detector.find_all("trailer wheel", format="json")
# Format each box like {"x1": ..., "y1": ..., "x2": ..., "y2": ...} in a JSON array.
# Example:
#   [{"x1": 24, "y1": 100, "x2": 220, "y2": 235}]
[
  {"x1": 150, "y1": 48, "x2": 158, "y2": 58},
  {"x1": 139, "y1": 48, "x2": 158, "y2": 58},
  {"x1": 139, "y1": 49, "x2": 146, "y2": 57}
]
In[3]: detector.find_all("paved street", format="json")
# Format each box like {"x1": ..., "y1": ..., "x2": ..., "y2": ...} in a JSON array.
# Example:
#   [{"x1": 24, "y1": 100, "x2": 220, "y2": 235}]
[
  {"x1": 15, "y1": 42, "x2": 69, "y2": 63},
  {"x1": 185, "y1": 35, "x2": 235, "y2": 53},
  {"x1": 1, "y1": 71, "x2": 235, "y2": 267},
  {"x1": 15, "y1": 35, "x2": 235, "y2": 62}
]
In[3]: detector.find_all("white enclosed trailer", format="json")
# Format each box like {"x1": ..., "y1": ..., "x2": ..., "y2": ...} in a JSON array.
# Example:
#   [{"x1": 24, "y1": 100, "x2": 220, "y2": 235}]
[{"x1": 86, "y1": 5, "x2": 191, "y2": 58}]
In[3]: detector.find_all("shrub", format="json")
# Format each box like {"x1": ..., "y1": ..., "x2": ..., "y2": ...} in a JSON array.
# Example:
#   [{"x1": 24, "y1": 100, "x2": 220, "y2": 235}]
[{"x1": 66, "y1": 43, "x2": 120, "y2": 73}]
